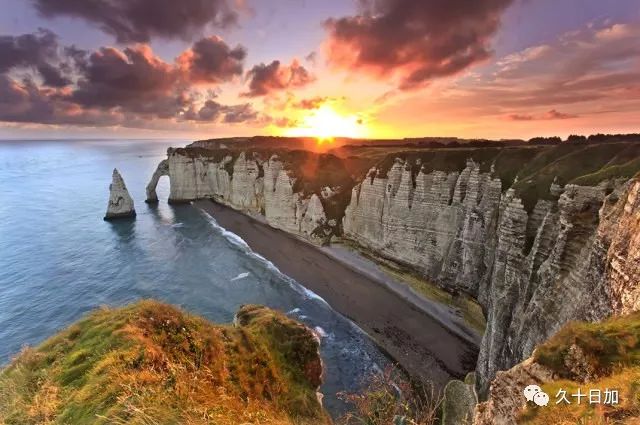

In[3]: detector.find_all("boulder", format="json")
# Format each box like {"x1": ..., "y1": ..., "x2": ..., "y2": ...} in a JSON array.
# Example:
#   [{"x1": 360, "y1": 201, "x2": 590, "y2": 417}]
[{"x1": 442, "y1": 373, "x2": 478, "y2": 425}]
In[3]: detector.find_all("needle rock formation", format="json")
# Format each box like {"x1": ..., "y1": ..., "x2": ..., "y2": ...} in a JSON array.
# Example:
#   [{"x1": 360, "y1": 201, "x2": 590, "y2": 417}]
[{"x1": 104, "y1": 168, "x2": 136, "y2": 220}]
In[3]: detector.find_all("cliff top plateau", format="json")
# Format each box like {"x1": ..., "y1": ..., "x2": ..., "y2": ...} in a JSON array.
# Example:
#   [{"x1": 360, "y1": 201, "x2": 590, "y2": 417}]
[{"x1": 179, "y1": 136, "x2": 640, "y2": 214}]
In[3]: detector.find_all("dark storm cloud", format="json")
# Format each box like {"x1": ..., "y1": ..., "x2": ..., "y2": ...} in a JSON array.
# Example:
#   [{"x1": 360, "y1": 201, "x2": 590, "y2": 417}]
[
  {"x1": 37, "y1": 63, "x2": 71, "y2": 87},
  {"x1": 178, "y1": 36, "x2": 246, "y2": 83},
  {"x1": 0, "y1": 74, "x2": 121, "y2": 125},
  {"x1": 0, "y1": 33, "x2": 260, "y2": 128},
  {"x1": 69, "y1": 45, "x2": 184, "y2": 117},
  {"x1": 324, "y1": 0, "x2": 514, "y2": 89},
  {"x1": 193, "y1": 99, "x2": 225, "y2": 121},
  {"x1": 33, "y1": 0, "x2": 239, "y2": 43},
  {"x1": 0, "y1": 29, "x2": 57, "y2": 72},
  {"x1": 0, "y1": 29, "x2": 70, "y2": 87},
  {"x1": 242, "y1": 60, "x2": 314, "y2": 97},
  {"x1": 0, "y1": 26, "x2": 260, "y2": 128}
]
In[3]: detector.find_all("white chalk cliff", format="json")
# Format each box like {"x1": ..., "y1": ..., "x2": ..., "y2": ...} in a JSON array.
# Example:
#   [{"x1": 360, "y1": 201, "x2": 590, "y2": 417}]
[
  {"x1": 342, "y1": 158, "x2": 640, "y2": 392},
  {"x1": 149, "y1": 147, "x2": 640, "y2": 396},
  {"x1": 146, "y1": 149, "x2": 332, "y2": 243},
  {"x1": 104, "y1": 168, "x2": 136, "y2": 220}
]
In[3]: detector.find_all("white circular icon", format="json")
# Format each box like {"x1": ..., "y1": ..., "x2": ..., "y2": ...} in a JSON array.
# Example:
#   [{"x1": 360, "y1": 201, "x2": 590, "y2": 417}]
[
  {"x1": 523, "y1": 384, "x2": 542, "y2": 401},
  {"x1": 533, "y1": 391, "x2": 550, "y2": 407}
]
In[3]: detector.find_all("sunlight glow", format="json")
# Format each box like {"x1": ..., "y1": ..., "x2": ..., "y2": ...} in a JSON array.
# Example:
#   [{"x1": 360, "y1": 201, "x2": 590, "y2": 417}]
[{"x1": 284, "y1": 105, "x2": 365, "y2": 143}]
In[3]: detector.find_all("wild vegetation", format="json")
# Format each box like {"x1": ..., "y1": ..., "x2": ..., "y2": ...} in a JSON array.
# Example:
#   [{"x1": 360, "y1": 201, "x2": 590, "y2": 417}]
[
  {"x1": 518, "y1": 312, "x2": 640, "y2": 424},
  {"x1": 0, "y1": 301, "x2": 328, "y2": 425},
  {"x1": 356, "y1": 141, "x2": 640, "y2": 212},
  {"x1": 338, "y1": 367, "x2": 442, "y2": 425},
  {"x1": 184, "y1": 135, "x2": 640, "y2": 219}
]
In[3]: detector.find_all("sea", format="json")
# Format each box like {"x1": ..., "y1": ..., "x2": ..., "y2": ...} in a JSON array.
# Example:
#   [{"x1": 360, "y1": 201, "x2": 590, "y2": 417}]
[{"x1": 0, "y1": 139, "x2": 389, "y2": 417}]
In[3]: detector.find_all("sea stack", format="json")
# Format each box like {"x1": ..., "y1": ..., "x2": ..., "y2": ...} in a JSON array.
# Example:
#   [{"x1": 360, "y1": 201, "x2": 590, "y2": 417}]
[{"x1": 104, "y1": 168, "x2": 136, "y2": 220}]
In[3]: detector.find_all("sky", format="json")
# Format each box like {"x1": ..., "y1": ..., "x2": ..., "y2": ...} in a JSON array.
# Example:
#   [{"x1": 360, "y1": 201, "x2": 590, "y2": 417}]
[{"x1": 0, "y1": 0, "x2": 639, "y2": 140}]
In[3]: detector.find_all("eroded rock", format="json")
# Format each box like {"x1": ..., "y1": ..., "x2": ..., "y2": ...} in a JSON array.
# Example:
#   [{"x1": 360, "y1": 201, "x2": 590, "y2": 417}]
[
  {"x1": 342, "y1": 157, "x2": 640, "y2": 392},
  {"x1": 147, "y1": 150, "x2": 332, "y2": 243},
  {"x1": 104, "y1": 168, "x2": 136, "y2": 220}
]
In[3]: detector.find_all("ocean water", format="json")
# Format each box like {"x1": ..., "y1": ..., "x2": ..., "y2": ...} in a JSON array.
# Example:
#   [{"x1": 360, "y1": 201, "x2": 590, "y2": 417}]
[{"x1": 0, "y1": 139, "x2": 388, "y2": 417}]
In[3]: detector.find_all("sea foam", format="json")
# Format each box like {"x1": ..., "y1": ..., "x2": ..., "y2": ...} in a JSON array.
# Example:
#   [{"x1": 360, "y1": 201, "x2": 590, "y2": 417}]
[{"x1": 200, "y1": 212, "x2": 330, "y2": 306}]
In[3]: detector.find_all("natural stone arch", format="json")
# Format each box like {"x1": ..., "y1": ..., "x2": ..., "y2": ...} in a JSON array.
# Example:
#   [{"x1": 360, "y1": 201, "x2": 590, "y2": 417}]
[{"x1": 145, "y1": 159, "x2": 169, "y2": 203}]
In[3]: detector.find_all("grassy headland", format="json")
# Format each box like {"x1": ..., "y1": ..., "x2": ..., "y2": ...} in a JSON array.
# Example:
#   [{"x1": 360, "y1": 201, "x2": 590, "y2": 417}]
[{"x1": 0, "y1": 301, "x2": 328, "y2": 425}]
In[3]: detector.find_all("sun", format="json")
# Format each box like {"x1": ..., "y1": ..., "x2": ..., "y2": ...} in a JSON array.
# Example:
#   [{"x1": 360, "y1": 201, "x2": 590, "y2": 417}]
[{"x1": 284, "y1": 104, "x2": 365, "y2": 143}]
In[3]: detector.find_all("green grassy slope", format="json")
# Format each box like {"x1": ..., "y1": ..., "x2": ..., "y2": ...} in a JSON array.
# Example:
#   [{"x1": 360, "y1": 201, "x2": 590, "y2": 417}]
[{"x1": 0, "y1": 301, "x2": 329, "y2": 425}]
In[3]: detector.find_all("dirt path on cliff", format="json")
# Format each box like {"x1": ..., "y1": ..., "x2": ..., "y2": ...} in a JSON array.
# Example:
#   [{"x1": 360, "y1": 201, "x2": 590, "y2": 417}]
[{"x1": 195, "y1": 200, "x2": 478, "y2": 388}]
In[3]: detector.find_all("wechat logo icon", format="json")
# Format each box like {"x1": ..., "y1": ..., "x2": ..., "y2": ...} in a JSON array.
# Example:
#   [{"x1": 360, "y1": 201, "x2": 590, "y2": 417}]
[{"x1": 524, "y1": 384, "x2": 549, "y2": 407}]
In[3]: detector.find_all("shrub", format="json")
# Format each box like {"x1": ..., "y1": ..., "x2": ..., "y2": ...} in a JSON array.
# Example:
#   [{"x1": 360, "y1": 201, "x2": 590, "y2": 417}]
[{"x1": 338, "y1": 366, "x2": 441, "y2": 425}]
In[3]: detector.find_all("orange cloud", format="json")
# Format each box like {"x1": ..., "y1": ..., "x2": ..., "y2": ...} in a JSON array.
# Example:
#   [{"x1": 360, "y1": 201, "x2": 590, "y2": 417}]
[
  {"x1": 242, "y1": 59, "x2": 315, "y2": 97},
  {"x1": 323, "y1": 0, "x2": 513, "y2": 90}
]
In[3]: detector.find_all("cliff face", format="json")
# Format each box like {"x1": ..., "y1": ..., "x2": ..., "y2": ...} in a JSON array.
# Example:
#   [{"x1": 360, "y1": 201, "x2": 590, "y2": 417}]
[
  {"x1": 147, "y1": 149, "x2": 333, "y2": 243},
  {"x1": 343, "y1": 158, "x2": 502, "y2": 296},
  {"x1": 343, "y1": 157, "x2": 640, "y2": 392},
  {"x1": 150, "y1": 145, "x2": 640, "y2": 396}
]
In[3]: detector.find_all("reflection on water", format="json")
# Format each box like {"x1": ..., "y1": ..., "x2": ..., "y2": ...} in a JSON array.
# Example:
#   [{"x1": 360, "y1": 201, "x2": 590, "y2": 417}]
[{"x1": 0, "y1": 139, "x2": 388, "y2": 417}]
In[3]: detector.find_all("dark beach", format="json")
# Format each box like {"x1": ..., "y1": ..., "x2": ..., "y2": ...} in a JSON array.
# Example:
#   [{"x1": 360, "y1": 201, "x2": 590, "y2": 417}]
[{"x1": 195, "y1": 199, "x2": 479, "y2": 388}]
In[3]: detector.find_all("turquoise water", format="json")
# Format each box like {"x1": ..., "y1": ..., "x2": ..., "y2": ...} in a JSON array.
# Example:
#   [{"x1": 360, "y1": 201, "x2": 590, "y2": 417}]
[{"x1": 0, "y1": 139, "x2": 388, "y2": 416}]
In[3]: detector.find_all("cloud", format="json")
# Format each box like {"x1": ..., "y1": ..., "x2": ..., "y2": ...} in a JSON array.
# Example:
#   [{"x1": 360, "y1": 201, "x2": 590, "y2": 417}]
[
  {"x1": 272, "y1": 116, "x2": 298, "y2": 128},
  {"x1": 69, "y1": 45, "x2": 183, "y2": 117},
  {"x1": 477, "y1": 22, "x2": 640, "y2": 110},
  {"x1": 222, "y1": 103, "x2": 258, "y2": 123},
  {"x1": 507, "y1": 109, "x2": 577, "y2": 121},
  {"x1": 543, "y1": 109, "x2": 577, "y2": 120},
  {"x1": 181, "y1": 99, "x2": 258, "y2": 123},
  {"x1": 0, "y1": 74, "x2": 122, "y2": 126},
  {"x1": 177, "y1": 36, "x2": 246, "y2": 83},
  {"x1": 295, "y1": 96, "x2": 329, "y2": 110},
  {"x1": 507, "y1": 113, "x2": 533, "y2": 121},
  {"x1": 323, "y1": 0, "x2": 514, "y2": 90},
  {"x1": 304, "y1": 51, "x2": 317, "y2": 65},
  {"x1": 33, "y1": 0, "x2": 239, "y2": 43},
  {"x1": 0, "y1": 33, "x2": 259, "y2": 128},
  {"x1": 242, "y1": 59, "x2": 314, "y2": 97},
  {"x1": 402, "y1": 21, "x2": 640, "y2": 125},
  {"x1": 0, "y1": 29, "x2": 70, "y2": 87}
]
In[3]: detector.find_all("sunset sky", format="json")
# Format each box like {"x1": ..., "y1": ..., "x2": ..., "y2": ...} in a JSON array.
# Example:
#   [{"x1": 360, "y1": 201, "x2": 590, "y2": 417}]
[{"x1": 1, "y1": 0, "x2": 639, "y2": 140}]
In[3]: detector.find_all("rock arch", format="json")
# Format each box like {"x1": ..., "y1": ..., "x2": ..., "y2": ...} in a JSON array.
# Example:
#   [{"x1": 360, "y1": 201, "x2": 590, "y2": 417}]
[{"x1": 145, "y1": 159, "x2": 169, "y2": 203}]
